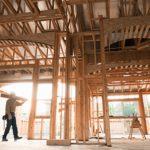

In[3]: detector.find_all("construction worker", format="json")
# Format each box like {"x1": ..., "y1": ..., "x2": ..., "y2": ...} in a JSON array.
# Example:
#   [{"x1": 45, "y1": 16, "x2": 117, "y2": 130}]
[{"x1": 2, "y1": 92, "x2": 27, "y2": 141}]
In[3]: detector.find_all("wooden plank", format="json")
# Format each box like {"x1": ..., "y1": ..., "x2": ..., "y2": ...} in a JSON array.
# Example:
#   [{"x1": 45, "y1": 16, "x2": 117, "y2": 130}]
[{"x1": 47, "y1": 139, "x2": 71, "y2": 146}]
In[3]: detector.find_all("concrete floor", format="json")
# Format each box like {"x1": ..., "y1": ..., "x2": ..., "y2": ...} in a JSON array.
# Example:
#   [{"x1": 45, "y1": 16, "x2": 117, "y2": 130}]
[{"x1": 0, "y1": 138, "x2": 150, "y2": 150}]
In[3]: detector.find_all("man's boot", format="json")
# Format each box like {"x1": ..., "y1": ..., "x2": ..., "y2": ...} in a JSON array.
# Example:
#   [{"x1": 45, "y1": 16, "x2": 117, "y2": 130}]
[
  {"x1": 2, "y1": 136, "x2": 8, "y2": 142},
  {"x1": 14, "y1": 136, "x2": 22, "y2": 141}
]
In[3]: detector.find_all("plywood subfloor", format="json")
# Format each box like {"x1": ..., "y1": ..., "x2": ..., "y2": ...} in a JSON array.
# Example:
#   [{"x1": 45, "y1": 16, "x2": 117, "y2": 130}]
[{"x1": 0, "y1": 138, "x2": 150, "y2": 150}]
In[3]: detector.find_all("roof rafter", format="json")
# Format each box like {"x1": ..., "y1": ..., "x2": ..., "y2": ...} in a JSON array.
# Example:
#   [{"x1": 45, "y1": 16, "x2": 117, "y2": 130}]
[{"x1": 2, "y1": 0, "x2": 17, "y2": 14}]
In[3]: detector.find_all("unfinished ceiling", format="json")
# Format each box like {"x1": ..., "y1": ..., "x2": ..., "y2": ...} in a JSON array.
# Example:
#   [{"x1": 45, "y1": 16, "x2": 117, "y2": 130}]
[{"x1": 0, "y1": 0, "x2": 150, "y2": 95}]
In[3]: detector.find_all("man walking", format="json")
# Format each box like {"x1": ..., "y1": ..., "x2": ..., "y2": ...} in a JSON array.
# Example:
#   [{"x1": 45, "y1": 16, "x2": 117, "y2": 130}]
[{"x1": 2, "y1": 92, "x2": 27, "y2": 141}]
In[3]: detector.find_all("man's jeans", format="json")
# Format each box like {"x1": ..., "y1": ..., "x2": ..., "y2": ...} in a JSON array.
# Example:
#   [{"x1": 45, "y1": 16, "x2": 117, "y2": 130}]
[{"x1": 3, "y1": 114, "x2": 18, "y2": 139}]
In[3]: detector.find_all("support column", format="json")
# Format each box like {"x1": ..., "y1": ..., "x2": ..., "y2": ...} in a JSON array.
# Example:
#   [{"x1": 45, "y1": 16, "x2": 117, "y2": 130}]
[
  {"x1": 138, "y1": 92, "x2": 147, "y2": 134},
  {"x1": 85, "y1": 80, "x2": 90, "y2": 141},
  {"x1": 75, "y1": 35, "x2": 89, "y2": 141},
  {"x1": 28, "y1": 60, "x2": 39, "y2": 139},
  {"x1": 84, "y1": 55, "x2": 90, "y2": 141},
  {"x1": 76, "y1": 63, "x2": 84, "y2": 141},
  {"x1": 75, "y1": 35, "x2": 82, "y2": 141},
  {"x1": 64, "y1": 33, "x2": 70, "y2": 139},
  {"x1": 102, "y1": 95, "x2": 106, "y2": 134},
  {"x1": 50, "y1": 33, "x2": 59, "y2": 139},
  {"x1": 99, "y1": 15, "x2": 111, "y2": 146}
]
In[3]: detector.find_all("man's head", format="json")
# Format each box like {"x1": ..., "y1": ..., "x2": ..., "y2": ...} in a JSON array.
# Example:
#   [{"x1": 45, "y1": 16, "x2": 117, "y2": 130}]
[{"x1": 10, "y1": 92, "x2": 16, "y2": 100}]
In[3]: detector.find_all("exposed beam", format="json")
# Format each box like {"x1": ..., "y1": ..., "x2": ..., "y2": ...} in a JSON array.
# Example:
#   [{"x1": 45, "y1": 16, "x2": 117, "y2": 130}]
[
  {"x1": 87, "y1": 75, "x2": 150, "y2": 83},
  {"x1": 0, "y1": 32, "x2": 55, "y2": 46},
  {"x1": 103, "y1": 16, "x2": 150, "y2": 33},
  {"x1": 0, "y1": 9, "x2": 63, "y2": 24},
  {"x1": 108, "y1": 98, "x2": 139, "y2": 102}
]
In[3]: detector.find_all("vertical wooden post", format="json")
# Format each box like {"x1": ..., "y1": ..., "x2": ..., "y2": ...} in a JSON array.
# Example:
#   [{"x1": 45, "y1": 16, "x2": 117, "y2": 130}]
[
  {"x1": 75, "y1": 35, "x2": 82, "y2": 141},
  {"x1": 75, "y1": 35, "x2": 89, "y2": 141},
  {"x1": 106, "y1": 0, "x2": 110, "y2": 18},
  {"x1": 99, "y1": 15, "x2": 111, "y2": 146},
  {"x1": 69, "y1": 101, "x2": 72, "y2": 139},
  {"x1": 75, "y1": 61, "x2": 79, "y2": 142},
  {"x1": 40, "y1": 119, "x2": 43, "y2": 139},
  {"x1": 102, "y1": 95, "x2": 106, "y2": 134},
  {"x1": 60, "y1": 98, "x2": 63, "y2": 139},
  {"x1": 76, "y1": 65, "x2": 84, "y2": 140},
  {"x1": 96, "y1": 89, "x2": 100, "y2": 142},
  {"x1": 75, "y1": 36, "x2": 90, "y2": 142},
  {"x1": 28, "y1": 60, "x2": 39, "y2": 139},
  {"x1": 84, "y1": 53, "x2": 90, "y2": 141},
  {"x1": 82, "y1": 36, "x2": 86, "y2": 143},
  {"x1": 84, "y1": 79, "x2": 90, "y2": 141},
  {"x1": 138, "y1": 92, "x2": 147, "y2": 134},
  {"x1": 64, "y1": 32, "x2": 70, "y2": 139},
  {"x1": 91, "y1": 96, "x2": 95, "y2": 135},
  {"x1": 50, "y1": 33, "x2": 59, "y2": 139},
  {"x1": 142, "y1": 0, "x2": 146, "y2": 15}
]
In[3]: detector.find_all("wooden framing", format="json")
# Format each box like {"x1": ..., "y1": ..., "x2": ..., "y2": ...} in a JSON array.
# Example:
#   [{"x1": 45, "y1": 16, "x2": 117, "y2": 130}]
[{"x1": 0, "y1": 0, "x2": 150, "y2": 147}]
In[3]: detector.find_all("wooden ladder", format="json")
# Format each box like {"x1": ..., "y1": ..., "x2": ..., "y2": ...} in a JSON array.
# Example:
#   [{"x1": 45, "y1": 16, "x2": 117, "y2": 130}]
[{"x1": 128, "y1": 115, "x2": 146, "y2": 140}]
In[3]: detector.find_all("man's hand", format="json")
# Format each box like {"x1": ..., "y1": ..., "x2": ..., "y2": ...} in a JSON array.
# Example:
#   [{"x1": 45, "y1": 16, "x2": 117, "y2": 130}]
[{"x1": 16, "y1": 97, "x2": 28, "y2": 106}]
